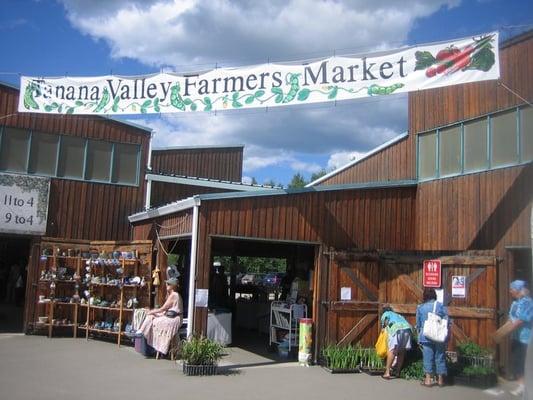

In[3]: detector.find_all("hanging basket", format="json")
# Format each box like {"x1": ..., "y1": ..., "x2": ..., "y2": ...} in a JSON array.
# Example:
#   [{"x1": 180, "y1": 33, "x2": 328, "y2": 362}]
[{"x1": 182, "y1": 362, "x2": 218, "y2": 376}]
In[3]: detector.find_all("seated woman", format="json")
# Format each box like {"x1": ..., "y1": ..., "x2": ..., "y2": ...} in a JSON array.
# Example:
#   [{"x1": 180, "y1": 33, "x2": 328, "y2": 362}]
[{"x1": 138, "y1": 277, "x2": 183, "y2": 356}]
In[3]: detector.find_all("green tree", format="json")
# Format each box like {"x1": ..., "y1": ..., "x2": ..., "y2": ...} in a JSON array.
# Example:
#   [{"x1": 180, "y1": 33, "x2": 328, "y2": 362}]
[
  {"x1": 310, "y1": 168, "x2": 327, "y2": 182},
  {"x1": 288, "y1": 172, "x2": 307, "y2": 188},
  {"x1": 263, "y1": 178, "x2": 277, "y2": 188}
]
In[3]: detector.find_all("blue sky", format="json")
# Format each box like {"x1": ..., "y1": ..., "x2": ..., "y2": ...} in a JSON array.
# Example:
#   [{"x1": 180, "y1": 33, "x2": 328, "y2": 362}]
[{"x1": 1, "y1": 0, "x2": 532, "y2": 186}]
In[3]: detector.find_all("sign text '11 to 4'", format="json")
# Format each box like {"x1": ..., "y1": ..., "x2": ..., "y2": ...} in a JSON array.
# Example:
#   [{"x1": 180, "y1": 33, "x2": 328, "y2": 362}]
[{"x1": 4, "y1": 194, "x2": 34, "y2": 225}]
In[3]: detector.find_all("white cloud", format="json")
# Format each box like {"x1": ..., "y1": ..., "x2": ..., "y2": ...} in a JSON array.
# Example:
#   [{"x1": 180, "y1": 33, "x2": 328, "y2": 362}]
[
  {"x1": 57, "y1": 0, "x2": 459, "y2": 184},
  {"x1": 327, "y1": 151, "x2": 365, "y2": 171}
]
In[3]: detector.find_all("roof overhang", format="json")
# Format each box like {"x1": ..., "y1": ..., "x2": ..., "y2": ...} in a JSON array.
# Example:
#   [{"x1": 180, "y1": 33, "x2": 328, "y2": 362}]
[{"x1": 146, "y1": 172, "x2": 278, "y2": 192}]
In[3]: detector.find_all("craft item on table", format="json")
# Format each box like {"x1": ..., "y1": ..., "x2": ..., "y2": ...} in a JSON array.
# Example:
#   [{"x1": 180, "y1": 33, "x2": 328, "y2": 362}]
[{"x1": 152, "y1": 265, "x2": 160, "y2": 286}]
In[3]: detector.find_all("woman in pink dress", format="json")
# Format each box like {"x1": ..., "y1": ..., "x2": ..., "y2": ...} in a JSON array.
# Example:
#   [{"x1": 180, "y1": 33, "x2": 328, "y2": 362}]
[{"x1": 139, "y1": 277, "x2": 183, "y2": 356}]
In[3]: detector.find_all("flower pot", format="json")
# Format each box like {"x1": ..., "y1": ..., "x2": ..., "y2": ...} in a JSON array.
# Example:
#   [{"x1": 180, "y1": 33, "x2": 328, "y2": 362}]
[
  {"x1": 454, "y1": 373, "x2": 497, "y2": 389},
  {"x1": 182, "y1": 362, "x2": 218, "y2": 376}
]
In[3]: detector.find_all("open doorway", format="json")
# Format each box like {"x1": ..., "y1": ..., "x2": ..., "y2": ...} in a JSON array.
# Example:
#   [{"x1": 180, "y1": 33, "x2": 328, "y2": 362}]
[
  {"x1": 0, "y1": 235, "x2": 31, "y2": 333},
  {"x1": 164, "y1": 236, "x2": 317, "y2": 359},
  {"x1": 211, "y1": 237, "x2": 317, "y2": 359}
]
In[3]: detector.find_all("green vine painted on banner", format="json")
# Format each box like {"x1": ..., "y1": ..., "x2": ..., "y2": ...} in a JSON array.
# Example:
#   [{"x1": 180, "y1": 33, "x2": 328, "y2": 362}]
[{"x1": 21, "y1": 74, "x2": 405, "y2": 114}]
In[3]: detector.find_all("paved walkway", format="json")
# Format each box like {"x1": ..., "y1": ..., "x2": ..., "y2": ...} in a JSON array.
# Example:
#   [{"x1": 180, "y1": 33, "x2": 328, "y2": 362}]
[{"x1": 0, "y1": 333, "x2": 523, "y2": 400}]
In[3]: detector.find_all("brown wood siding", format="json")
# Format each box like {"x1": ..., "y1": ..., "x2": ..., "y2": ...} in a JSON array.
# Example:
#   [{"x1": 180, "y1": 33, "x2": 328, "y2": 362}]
[
  {"x1": 151, "y1": 146, "x2": 243, "y2": 182},
  {"x1": 133, "y1": 185, "x2": 418, "y2": 250},
  {"x1": 415, "y1": 164, "x2": 532, "y2": 252},
  {"x1": 0, "y1": 83, "x2": 151, "y2": 241},
  {"x1": 194, "y1": 187, "x2": 416, "y2": 249},
  {"x1": 45, "y1": 180, "x2": 147, "y2": 240},
  {"x1": 317, "y1": 135, "x2": 416, "y2": 185},
  {"x1": 149, "y1": 181, "x2": 234, "y2": 207},
  {"x1": 131, "y1": 212, "x2": 193, "y2": 242}
]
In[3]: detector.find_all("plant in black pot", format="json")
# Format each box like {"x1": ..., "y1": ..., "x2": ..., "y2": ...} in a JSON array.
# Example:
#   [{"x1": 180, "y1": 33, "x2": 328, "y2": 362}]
[
  {"x1": 451, "y1": 341, "x2": 497, "y2": 389},
  {"x1": 321, "y1": 343, "x2": 362, "y2": 373},
  {"x1": 180, "y1": 334, "x2": 224, "y2": 376}
]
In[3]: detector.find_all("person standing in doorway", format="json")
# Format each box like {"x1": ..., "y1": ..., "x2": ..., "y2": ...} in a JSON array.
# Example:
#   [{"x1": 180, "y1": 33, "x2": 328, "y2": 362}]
[{"x1": 5, "y1": 263, "x2": 22, "y2": 305}]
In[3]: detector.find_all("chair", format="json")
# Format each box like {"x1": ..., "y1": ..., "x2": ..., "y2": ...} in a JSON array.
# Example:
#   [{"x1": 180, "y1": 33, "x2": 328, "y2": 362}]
[{"x1": 155, "y1": 319, "x2": 187, "y2": 360}]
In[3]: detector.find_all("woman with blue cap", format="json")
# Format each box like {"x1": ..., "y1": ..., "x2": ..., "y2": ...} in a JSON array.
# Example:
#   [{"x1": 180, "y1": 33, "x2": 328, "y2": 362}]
[{"x1": 495, "y1": 280, "x2": 532, "y2": 397}]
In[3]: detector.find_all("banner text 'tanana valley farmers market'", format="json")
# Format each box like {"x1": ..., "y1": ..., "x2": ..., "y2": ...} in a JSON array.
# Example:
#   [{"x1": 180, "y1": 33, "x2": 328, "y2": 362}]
[{"x1": 18, "y1": 32, "x2": 499, "y2": 115}]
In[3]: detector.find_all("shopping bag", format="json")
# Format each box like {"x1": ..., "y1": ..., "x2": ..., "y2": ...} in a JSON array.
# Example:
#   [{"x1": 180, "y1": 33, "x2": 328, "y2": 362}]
[
  {"x1": 493, "y1": 320, "x2": 514, "y2": 344},
  {"x1": 375, "y1": 329, "x2": 388, "y2": 358},
  {"x1": 422, "y1": 302, "x2": 448, "y2": 343}
]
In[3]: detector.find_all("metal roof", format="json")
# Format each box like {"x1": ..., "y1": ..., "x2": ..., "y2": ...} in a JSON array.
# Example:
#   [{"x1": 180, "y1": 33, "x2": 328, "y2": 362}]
[{"x1": 129, "y1": 178, "x2": 417, "y2": 223}]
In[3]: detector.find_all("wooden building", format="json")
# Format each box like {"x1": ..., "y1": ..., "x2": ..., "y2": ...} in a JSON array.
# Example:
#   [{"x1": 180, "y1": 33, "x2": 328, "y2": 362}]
[
  {"x1": 129, "y1": 30, "x2": 532, "y2": 377},
  {"x1": 1, "y1": 29, "x2": 530, "y2": 379},
  {"x1": 0, "y1": 81, "x2": 247, "y2": 333}
]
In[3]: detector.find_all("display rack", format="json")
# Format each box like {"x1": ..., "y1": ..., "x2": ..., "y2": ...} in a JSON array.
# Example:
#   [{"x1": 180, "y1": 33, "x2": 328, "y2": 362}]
[
  {"x1": 269, "y1": 301, "x2": 307, "y2": 351},
  {"x1": 35, "y1": 241, "x2": 88, "y2": 338},
  {"x1": 81, "y1": 242, "x2": 152, "y2": 346},
  {"x1": 34, "y1": 239, "x2": 152, "y2": 346}
]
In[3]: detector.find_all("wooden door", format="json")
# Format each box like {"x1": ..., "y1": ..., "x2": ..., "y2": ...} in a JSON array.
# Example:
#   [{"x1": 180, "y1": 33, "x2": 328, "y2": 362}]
[{"x1": 317, "y1": 250, "x2": 499, "y2": 358}]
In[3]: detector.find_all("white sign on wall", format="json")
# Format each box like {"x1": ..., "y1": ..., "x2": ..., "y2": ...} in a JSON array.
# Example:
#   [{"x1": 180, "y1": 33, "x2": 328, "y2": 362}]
[{"x1": 0, "y1": 173, "x2": 50, "y2": 235}]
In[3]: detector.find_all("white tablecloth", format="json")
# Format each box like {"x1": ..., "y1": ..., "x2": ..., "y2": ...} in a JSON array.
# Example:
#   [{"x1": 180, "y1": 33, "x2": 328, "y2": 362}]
[{"x1": 207, "y1": 312, "x2": 232, "y2": 346}]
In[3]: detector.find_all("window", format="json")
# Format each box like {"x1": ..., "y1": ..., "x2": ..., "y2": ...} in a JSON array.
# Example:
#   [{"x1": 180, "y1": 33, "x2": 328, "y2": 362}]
[
  {"x1": 491, "y1": 109, "x2": 517, "y2": 167},
  {"x1": 58, "y1": 136, "x2": 86, "y2": 179},
  {"x1": 0, "y1": 127, "x2": 141, "y2": 186},
  {"x1": 464, "y1": 118, "x2": 488, "y2": 173},
  {"x1": 417, "y1": 104, "x2": 529, "y2": 181},
  {"x1": 418, "y1": 132, "x2": 437, "y2": 179},
  {"x1": 439, "y1": 125, "x2": 462, "y2": 176},
  {"x1": 0, "y1": 127, "x2": 30, "y2": 172},
  {"x1": 86, "y1": 141, "x2": 112, "y2": 182},
  {"x1": 521, "y1": 106, "x2": 533, "y2": 162},
  {"x1": 112, "y1": 143, "x2": 139, "y2": 185},
  {"x1": 29, "y1": 131, "x2": 59, "y2": 175}
]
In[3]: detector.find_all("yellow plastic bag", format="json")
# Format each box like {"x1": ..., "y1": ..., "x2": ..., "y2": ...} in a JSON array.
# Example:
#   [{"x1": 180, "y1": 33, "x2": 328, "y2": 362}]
[{"x1": 375, "y1": 329, "x2": 388, "y2": 358}]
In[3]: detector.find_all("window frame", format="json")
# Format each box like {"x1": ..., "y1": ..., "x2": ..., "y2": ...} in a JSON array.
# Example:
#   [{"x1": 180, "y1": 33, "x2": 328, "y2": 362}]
[{"x1": 0, "y1": 127, "x2": 141, "y2": 187}]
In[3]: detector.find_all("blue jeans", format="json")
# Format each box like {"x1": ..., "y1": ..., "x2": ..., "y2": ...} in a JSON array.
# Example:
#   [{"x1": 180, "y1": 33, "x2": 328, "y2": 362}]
[{"x1": 421, "y1": 342, "x2": 447, "y2": 375}]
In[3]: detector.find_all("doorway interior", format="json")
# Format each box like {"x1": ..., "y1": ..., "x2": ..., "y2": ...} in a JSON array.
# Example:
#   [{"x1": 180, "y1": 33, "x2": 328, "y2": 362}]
[
  {"x1": 0, "y1": 235, "x2": 32, "y2": 333},
  {"x1": 166, "y1": 236, "x2": 317, "y2": 359}
]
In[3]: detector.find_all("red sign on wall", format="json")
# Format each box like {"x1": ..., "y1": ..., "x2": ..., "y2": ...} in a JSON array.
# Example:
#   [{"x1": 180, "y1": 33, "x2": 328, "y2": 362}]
[{"x1": 423, "y1": 260, "x2": 442, "y2": 287}]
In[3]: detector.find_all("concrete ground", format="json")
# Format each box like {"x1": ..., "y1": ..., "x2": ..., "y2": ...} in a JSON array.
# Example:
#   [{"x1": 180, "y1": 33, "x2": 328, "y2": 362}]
[{"x1": 0, "y1": 332, "x2": 524, "y2": 400}]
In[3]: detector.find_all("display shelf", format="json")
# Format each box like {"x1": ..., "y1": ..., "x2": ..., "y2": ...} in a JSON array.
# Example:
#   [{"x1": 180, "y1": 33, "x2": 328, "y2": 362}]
[
  {"x1": 83, "y1": 242, "x2": 152, "y2": 346},
  {"x1": 36, "y1": 244, "x2": 84, "y2": 338},
  {"x1": 35, "y1": 239, "x2": 152, "y2": 345},
  {"x1": 269, "y1": 301, "x2": 307, "y2": 352}
]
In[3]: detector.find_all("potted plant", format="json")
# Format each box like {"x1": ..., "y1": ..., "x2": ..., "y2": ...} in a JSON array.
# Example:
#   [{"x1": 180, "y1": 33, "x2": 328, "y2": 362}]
[
  {"x1": 321, "y1": 343, "x2": 362, "y2": 373},
  {"x1": 359, "y1": 347, "x2": 386, "y2": 375},
  {"x1": 451, "y1": 341, "x2": 497, "y2": 389},
  {"x1": 179, "y1": 334, "x2": 224, "y2": 376}
]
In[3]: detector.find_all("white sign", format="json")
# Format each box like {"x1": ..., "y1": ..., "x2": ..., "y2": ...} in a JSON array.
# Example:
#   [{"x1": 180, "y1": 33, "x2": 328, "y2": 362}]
[
  {"x1": 0, "y1": 173, "x2": 50, "y2": 235},
  {"x1": 341, "y1": 287, "x2": 352, "y2": 301},
  {"x1": 18, "y1": 32, "x2": 499, "y2": 115},
  {"x1": 195, "y1": 288, "x2": 208, "y2": 308},
  {"x1": 452, "y1": 275, "x2": 466, "y2": 298}
]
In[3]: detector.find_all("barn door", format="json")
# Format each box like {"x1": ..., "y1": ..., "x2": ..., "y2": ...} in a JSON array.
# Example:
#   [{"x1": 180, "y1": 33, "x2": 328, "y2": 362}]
[
  {"x1": 318, "y1": 251, "x2": 381, "y2": 349},
  {"x1": 318, "y1": 250, "x2": 499, "y2": 357}
]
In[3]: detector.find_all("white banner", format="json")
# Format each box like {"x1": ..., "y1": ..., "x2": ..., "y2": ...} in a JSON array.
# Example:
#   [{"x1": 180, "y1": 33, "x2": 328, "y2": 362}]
[{"x1": 19, "y1": 32, "x2": 499, "y2": 115}]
